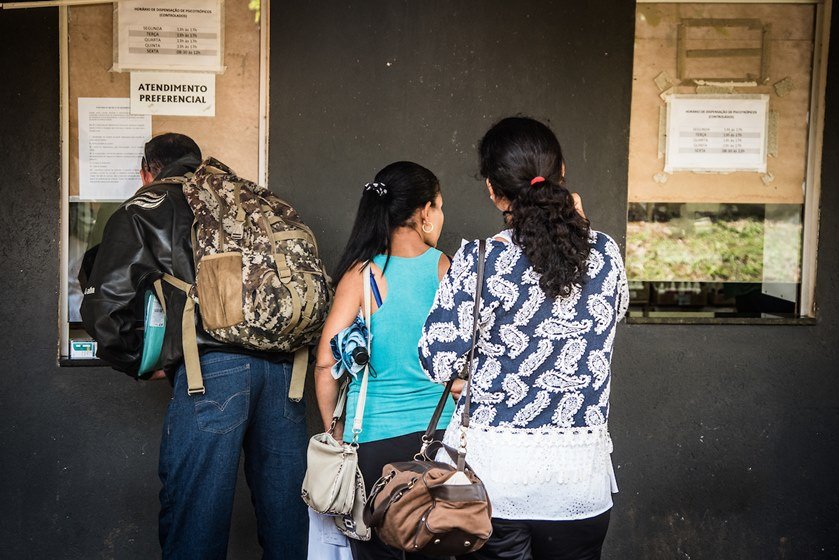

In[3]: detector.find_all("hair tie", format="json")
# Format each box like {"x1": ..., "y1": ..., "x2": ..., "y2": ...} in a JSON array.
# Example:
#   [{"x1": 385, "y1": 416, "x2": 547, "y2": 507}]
[
  {"x1": 364, "y1": 182, "x2": 388, "y2": 196},
  {"x1": 530, "y1": 176, "x2": 546, "y2": 186}
]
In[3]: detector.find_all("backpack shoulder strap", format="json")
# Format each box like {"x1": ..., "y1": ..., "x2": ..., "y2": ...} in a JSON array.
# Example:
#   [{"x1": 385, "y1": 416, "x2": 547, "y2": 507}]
[
  {"x1": 160, "y1": 273, "x2": 205, "y2": 395},
  {"x1": 288, "y1": 347, "x2": 308, "y2": 402}
]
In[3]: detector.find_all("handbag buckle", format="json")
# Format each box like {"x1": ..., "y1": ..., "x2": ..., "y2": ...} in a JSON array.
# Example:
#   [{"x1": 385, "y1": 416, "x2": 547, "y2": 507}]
[
  {"x1": 458, "y1": 425, "x2": 468, "y2": 454},
  {"x1": 418, "y1": 434, "x2": 434, "y2": 458}
]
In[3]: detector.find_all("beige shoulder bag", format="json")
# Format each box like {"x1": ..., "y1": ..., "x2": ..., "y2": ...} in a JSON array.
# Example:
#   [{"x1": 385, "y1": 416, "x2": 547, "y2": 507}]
[{"x1": 300, "y1": 264, "x2": 374, "y2": 541}]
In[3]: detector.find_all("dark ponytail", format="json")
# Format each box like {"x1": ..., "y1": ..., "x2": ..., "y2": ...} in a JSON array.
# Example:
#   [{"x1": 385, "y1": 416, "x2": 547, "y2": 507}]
[
  {"x1": 334, "y1": 161, "x2": 440, "y2": 282},
  {"x1": 479, "y1": 117, "x2": 591, "y2": 298}
]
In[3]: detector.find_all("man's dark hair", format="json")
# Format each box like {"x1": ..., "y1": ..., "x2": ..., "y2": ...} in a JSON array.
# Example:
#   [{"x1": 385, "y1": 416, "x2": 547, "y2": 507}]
[{"x1": 142, "y1": 133, "x2": 202, "y2": 177}]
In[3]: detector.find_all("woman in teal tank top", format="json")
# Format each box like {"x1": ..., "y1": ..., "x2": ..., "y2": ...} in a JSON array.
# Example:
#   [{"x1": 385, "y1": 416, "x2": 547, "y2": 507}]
[
  {"x1": 314, "y1": 161, "x2": 458, "y2": 560},
  {"x1": 342, "y1": 248, "x2": 455, "y2": 442}
]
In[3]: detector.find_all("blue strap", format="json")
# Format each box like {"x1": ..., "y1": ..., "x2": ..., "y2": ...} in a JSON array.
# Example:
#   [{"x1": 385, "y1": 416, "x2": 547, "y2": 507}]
[{"x1": 369, "y1": 270, "x2": 383, "y2": 308}]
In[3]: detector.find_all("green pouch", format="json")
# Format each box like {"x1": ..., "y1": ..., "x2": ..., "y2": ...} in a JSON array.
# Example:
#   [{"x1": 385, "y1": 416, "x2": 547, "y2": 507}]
[{"x1": 138, "y1": 289, "x2": 166, "y2": 377}]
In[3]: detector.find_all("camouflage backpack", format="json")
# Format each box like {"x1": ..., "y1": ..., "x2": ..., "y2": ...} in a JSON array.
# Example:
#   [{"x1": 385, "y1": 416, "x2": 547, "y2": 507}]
[{"x1": 161, "y1": 157, "x2": 332, "y2": 398}]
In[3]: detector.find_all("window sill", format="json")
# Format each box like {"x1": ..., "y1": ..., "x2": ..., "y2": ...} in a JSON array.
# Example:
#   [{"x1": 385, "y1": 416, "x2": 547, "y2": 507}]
[
  {"x1": 625, "y1": 316, "x2": 817, "y2": 326},
  {"x1": 59, "y1": 357, "x2": 108, "y2": 367}
]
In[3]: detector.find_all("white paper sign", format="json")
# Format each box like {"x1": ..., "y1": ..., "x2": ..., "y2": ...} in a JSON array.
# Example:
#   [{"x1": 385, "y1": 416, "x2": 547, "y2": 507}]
[
  {"x1": 115, "y1": 0, "x2": 223, "y2": 72},
  {"x1": 130, "y1": 71, "x2": 215, "y2": 116},
  {"x1": 665, "y1": 95, "x2": 769, "y2": 173},
  {"x1": 78, "y1": 98, "x2": 151, "y2": 201}
]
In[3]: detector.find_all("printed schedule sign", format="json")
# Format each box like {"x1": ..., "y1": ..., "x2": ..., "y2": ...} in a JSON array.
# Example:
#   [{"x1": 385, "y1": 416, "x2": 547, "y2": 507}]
[
  {"x1": 665, "y1": 95, "x2": 769, "y2": 173},
  {"x1": 114, "y1": 0, "x2": 224, "y2": 72}
]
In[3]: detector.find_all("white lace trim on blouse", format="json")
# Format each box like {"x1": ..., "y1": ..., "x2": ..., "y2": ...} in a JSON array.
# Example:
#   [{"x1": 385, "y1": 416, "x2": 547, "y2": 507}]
[
  {"x1": 493, "y1": 229, "x2": 514, "y2": 244},
  {"x1": 436, "y1": 417, "x2": 618, "y2": 521}
]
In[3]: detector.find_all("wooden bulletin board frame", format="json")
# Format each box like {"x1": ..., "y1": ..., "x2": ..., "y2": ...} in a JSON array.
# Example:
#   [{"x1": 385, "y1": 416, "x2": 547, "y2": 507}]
[
  {"x1": 677, "y1": 17, "x2": 772, "y2": 84},
  {"x1": 630, "y1": 0, "x2": 832, "y2": 318},
  {"x1": 57, "y1": 0, "x2": 271, "y2": 360},
  {"x1": 630, "y1": 1, "x2": 819, "y2": 205}
]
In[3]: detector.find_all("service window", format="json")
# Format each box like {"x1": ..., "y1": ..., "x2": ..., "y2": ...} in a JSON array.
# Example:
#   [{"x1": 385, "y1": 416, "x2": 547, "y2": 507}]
[
  {"x1": 60, "y1": 0, "x2": 269, "y2": 363},
  {"x1": 626, "y1": 0, "x2": 831, "y2": 322}
]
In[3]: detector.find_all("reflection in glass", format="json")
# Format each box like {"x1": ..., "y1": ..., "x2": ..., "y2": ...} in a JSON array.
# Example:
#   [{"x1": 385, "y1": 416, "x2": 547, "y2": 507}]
[
  {"x1": 626, "y1": 203, "x2": 803, "y2": 318},
  {"x1": 67, "y1": 201, "x2": 120, "y2": 322}
]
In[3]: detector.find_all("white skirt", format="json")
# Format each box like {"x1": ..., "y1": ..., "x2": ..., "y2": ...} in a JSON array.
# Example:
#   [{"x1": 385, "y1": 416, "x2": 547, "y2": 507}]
[{"x1": 437, "y1": 420, "x2": 617, "y2": 521}]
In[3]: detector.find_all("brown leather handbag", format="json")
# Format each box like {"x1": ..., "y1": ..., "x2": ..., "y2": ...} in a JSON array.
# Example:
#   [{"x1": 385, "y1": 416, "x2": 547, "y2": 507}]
[{"x1": 364, "y1": 240, "x2": 493, "y2": 556}]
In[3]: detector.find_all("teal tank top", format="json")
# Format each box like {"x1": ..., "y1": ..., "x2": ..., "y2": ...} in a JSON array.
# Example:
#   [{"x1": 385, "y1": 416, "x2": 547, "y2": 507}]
[{"x1": 344, "y1": 248, "x2": 456, "y2": 443}]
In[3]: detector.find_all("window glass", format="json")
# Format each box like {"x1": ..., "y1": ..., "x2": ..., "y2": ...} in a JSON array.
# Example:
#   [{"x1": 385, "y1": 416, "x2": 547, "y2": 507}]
[
  {"x1": 626, "y1": 202, "x2": 802, "y2": 318},
  {"x1": 68, "y1": 201, "x2": 120, "y2": 324},
  {"x1": 626, "y1": 2, "x2": 824, "y2": 320}
]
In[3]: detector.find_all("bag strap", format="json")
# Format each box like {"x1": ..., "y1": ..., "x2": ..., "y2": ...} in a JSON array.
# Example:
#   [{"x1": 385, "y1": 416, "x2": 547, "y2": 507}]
[
  {"x1": 152, "y1": 279, "x2": 167, "y2": 315},
  {"x1": 457, "y1": 239, "x2": 486, "y2": 470},
  {"x1": 331, "y1": 377, "x2": 351, "y2": 421},
  {"x1": 349, "y1": 264, "x2": 375, "y2": 442},
  {"x1": 325, "y1": 266, "x2": 375, "y2": 438},
  {"x1": 159, "y1": 272, "x2": 308, "y2": 400},
  {"x1": 160, "y1": 273, "x2": 205, "y2": 395},
  {"x1": 420, "y1": 377, "x2": 457, "y2": 453},
  {"x1": 288, "y1": 347, "x2": 308, "y2": 402},
  {"x1": 419, "y1": 241, "x2": 486, "y2": 469}
]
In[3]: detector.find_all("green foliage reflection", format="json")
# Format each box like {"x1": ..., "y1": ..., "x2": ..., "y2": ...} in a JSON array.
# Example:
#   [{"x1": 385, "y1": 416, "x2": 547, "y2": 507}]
[{"x1": 626, "y1": 203, "x2": 802, "y2": 283}]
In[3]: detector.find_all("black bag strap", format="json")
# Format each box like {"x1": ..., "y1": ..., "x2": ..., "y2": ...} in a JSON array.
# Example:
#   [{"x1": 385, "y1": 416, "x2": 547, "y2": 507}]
[
  {"x1": 458, "y1": 239, "x2": 486, "y2": 470},
  {"x1": 421, "y1": 376, "x2": 457, "y2": 446},
  {"x1": 420, "y1": 240, "x2": 486, "y2": 471}
]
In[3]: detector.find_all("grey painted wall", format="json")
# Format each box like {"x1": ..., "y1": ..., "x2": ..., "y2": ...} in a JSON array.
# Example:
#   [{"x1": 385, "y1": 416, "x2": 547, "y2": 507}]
[{"x1": 0, "y1": 1, "x2": 837, "y2": 559}]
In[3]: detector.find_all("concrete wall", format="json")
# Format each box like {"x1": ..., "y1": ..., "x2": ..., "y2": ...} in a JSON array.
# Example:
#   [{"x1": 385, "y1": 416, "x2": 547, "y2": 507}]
[
  {"x1": 1, "y1": 2, "x2": 837, "y2": 558},
  {"x1": 271, "y1": 3, "x2": 839, "y2": 558}
]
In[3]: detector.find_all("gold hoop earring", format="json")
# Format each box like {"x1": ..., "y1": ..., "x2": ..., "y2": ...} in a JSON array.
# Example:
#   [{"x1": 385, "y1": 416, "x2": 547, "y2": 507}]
[{"x1": 422, "y1": 221, "x2": 434, "y2": 234}]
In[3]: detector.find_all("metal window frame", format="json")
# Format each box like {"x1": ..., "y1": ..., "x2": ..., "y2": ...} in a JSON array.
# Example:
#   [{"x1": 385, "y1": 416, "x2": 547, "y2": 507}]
[{"x1": 633, "y1": 0, "x2": 832, "y2": 320}]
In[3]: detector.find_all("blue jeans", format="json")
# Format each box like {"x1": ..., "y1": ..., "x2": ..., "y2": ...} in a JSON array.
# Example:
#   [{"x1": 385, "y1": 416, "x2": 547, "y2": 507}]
[{"x1": 158, "y1": 352, "x2": 308, "y2": 559}]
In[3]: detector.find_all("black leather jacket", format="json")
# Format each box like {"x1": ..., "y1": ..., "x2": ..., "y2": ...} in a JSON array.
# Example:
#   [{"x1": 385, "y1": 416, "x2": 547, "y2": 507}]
[{"x1": 80, "y1": 157, "x2": 285, "y2": 381}]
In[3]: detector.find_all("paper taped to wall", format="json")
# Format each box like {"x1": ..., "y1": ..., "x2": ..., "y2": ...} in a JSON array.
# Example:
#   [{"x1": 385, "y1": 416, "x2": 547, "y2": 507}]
[{"x1": 78, "y1": 97, "x2": 151, "y2": 201}]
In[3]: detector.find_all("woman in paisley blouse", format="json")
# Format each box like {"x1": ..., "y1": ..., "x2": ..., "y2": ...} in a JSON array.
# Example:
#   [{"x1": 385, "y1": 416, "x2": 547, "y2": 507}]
[{"x1": 419, "y1": 117, "x2": 629, "y2": 560}]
